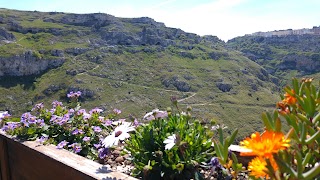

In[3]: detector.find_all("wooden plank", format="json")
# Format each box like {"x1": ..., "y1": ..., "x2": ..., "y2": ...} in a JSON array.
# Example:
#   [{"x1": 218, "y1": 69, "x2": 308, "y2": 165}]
[
  {"x1": 0, "y1": 135, "x2": 10, "y2": 180},
  {"x1": 0, "y1": 132, "x2": 137, "y2": 180}
]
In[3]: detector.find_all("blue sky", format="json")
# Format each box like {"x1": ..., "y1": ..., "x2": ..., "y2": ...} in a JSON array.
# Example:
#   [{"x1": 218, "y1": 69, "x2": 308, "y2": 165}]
[{"x1": 1, "y1": 0, "x2": 320, "y2": 41}]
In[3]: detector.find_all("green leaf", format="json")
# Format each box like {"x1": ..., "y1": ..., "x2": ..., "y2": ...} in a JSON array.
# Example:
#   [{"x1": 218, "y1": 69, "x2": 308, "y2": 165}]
[
  {"x1": 296, "y1": 152, "x2": 303, "y2": 178},
  {"x1": 227, "y1": 129, "x2": 238, "y2": 147},
  {"x1": 299, "y1": 123, "x2": 307, "y2": 143},
  {"x1": 297, "y1": 113, "x2": 312, "y2": 126},
  {"x1": 218, "y1": 128, "x2": 224, "y2": 145},
  {"x1": 305, "y1": 130, "x2": 320, "y2": 144},
  {"x1": 262, "y1": 112, "x2": 273, "y2": 130},
  {"x1": 275, "y1": 118, "x2": 282, "y2": 132},
  {"x1": 312, "y1": 112, "x2": 320, "y2": 124},
  {"x1": 302, "y1": 152, "x2": 311, "y2": 167},
  {"x1": 292, "y1": 78, "x2": 299, "y2": 95},
  {"x1": 274, "y1": 154, "x2": 298, "y2": 178},
  {"x1": 303, "y1": 163, "x2": 320, "y2": 180}
]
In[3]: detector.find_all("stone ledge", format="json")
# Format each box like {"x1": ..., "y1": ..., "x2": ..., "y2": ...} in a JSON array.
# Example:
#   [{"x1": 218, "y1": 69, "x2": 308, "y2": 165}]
[{"x1": 0, "y1": 132, "x2": 137, "y2": 180}]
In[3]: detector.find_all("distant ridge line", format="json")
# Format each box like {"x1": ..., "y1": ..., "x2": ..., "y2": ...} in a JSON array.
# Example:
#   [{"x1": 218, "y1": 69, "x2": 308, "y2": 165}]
[{"x1": 246, "y1": 26, "x2": 320, "y2": 37}]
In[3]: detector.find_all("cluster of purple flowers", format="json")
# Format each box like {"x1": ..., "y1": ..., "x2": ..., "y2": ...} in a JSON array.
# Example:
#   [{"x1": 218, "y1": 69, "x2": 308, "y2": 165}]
[
  {"x1": 1, "y1": 122, "x2": 20, "y2": 132},
  {"x1": 50, "y1": 114, "x2": 69, "y2": 126},
  {"x1": 20, "y1": 112, "x2": 45, "y2": 127},
  {"x1": 72, "y1": 128, "x2": 84, "y2": 135},
  {"x1": 52, "y1": 100, "x2": 63, "y2": 108},
  {"x1": 67, "y1": 91, "x2": 82, "y2": 98},
  {"x1": 89, "y1": 107, "x2": 103, "y2": 114}
]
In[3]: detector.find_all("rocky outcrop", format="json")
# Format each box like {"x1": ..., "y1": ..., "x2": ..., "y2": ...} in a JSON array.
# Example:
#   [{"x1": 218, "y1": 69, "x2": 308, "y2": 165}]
[
  {"x1": 0, "y1": 27, "x2": 15, "y2": 41},
  {"x1": 65, "y1": 47, "x2": 92, "y2": 56},
  {"x1": 216, "y1": 82, "x2": 232, "y2": 92},
  {"x1": 162, "y1": 76, "x2": 191, "y2": 92},
  {"x1": 0, "y1": 50, "x2": 64, "y2": 76}
]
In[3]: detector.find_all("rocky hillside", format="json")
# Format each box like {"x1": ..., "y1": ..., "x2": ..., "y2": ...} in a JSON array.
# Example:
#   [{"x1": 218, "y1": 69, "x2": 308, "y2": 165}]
[
  {"x1": 0, "y1": 8, "x2": 285, "y2": 139},
  {"x1": 227, "y1": 26, "x2": 320, "y2": 84}
]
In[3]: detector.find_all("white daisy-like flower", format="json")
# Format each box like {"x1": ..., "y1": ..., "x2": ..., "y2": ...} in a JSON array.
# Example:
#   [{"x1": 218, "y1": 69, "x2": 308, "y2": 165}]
[
  {"x1": 102, "y1": 122, "x2": 135, "y2": 147},
  {"x1": 143, "y1": 109, "x2": 168, "y2": 120},
  {"x1": 164, "y1": 134, "x2": 176, "y2": 150}
]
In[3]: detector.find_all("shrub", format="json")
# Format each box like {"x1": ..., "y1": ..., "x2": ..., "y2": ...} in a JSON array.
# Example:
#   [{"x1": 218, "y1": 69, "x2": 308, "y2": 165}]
[
  {"x1": 125, "y1": 107, "x2": 214, "y2": 180},
  {"x1": 0, "y1": 91, "x2": 128, "y2": 161}
]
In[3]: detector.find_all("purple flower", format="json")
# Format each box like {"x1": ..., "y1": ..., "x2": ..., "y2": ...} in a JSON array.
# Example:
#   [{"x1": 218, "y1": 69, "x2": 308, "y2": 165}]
[
  {"x1": 77, "y1": 109, "x2": 86, "y2": 116},
  {"x1": 57, "y1": 140, "x2": 69, "y2": 149},
  {"x1": 67, "y1": 91, "x2": 81, "y2": 98},
  {"x1": 93, "y1": 143, "x2": 101, "y2": 149},
  {"x1": 31, "y1": 102, "x2": 44, "y2": 112},
  {"x1": 37, "y1": 119, "x2": 45, "y2": 127},
  {"x1": 68, "y1": 143, "x2": 82, "y2": 153},
  {"x1": 104, "y1": 120, "x2": 112, "y2": 127},
  {"x1": 68, "y1": 108, "x2": 75, "y2": 114},
  {"x1": 89, "y1": 108, "x2": 103, "y2": 114},
  {"x1": 155, "y1": 111, "x2": 168, "y2": 119},
  {"x1": 49, "y1": 108, "x2": 56, "y2": 114},
  {"x1": 113, "y1": 108, "x2": 121, "y2": 115},
  {"x1": 52, "y1": 100, "x2": 63, "y2": 108},
  {"x1": 133, "y1": 119, "x2": 141, "y2": 127},
  {"x1": 98, "y1": 148, "x2": 109, "y2": 159},
  {"x1": 20, "y1": 118, "x2": 29, "y2": 127},
  {"x1": 37, "y1": 136, "x2": 48, "y2": 144},
  {"x1": 92, "y1": 126, "x2": 102, "y2": 133},
  {"x1": 0, "y1": 111, "x2": 11, "y2": 120},
  {"x1": 28, "y1": 116, "x2": 37, "y2": 125},
  {"x1": 1, "y1": 122, "x2": 20, "y2": 132},
  {"x1": 50, "y1": 115, "x2": 66, "y2": 125},
  {"x1": 83, "y1": 136, "x2": 90, "y2": 142},
  {"x1": 210, "y1": 157, "x2": 222, "y2": 170},
  {"x1": 72, "y1": 128, "x2": 79, "y2": 135},
  {"x1": 72, "y1": 128, "x2": 84, "y2": 135},
  {"x1": 82, "y1": 113, "x2": 91, "y2": 120},
  {"x1": 98, "y1": 116, "x2": 105, "y2": 122}
]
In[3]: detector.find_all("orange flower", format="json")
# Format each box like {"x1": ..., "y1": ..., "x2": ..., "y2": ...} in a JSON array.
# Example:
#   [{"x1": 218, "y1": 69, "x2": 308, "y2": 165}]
[
  {"x1": 248, "y1": 156, "x2": 278, "y2": 179},
  {"x1": 283, "y1": 90, "x2": 297, "y2": 105},
  {"x1": 240, "y1": 130, "x2": 290, "y2": 158}
]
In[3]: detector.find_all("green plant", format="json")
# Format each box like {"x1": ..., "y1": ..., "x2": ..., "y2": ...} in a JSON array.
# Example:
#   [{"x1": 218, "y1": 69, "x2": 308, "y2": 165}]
[
  {"x1": 238, "y1": 78, "x2": 320, "y2": 180},
  {"x1": 125, "y1": 106, "x2": 214, "y2": 179},
  {"x1": 1, "y1": 91, "x2": 126, "y2": 161}
]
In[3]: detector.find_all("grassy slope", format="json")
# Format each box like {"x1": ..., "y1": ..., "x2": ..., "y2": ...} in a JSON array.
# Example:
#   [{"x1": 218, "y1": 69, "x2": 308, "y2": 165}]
[{"x1": 0, "y1": 9, "x2": 281, "y2": 139}]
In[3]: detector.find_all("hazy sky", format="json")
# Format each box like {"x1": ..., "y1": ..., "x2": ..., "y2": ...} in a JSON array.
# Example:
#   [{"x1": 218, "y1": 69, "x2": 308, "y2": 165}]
[{"x1": 1, "y1": 0, "x2": 320, "y2": 41}]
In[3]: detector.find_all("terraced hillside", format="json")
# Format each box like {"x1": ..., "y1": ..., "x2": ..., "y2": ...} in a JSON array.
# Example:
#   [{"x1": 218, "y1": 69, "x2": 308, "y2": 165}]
[{"x1": 0, "y1": 8, "x2": 282, "y2": 139}]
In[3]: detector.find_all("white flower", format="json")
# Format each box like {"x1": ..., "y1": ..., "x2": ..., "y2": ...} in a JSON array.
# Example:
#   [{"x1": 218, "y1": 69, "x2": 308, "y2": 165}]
[
  {"x1": 102, "y1": 122, "x2": 135, "y2": 147},
  {"x1": 164, "y1": 134, "x2": 176, "y2": 150},
  {"x1": 211, "y1": 124, "x2": 228, "y2": 131},
  {"x1": 143, "y1": 109, "x2": 168, "y2": 120}
]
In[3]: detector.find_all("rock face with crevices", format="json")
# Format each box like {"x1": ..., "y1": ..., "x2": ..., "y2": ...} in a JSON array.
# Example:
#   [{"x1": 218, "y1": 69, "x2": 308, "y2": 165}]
[{"x1": 0, "y1": 50, "x2": 64, "y2": 76}]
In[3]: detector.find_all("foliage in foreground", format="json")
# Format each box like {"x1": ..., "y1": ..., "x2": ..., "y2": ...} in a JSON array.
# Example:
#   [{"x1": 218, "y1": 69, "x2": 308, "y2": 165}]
[
  {"x1": 125, "y1": 105, "x2": 214, "y2": 180},
  {"x1": 0, "y1": 92, "x2": 127, "y2": 160},
  {"x1": 213, "y1": 78, "x2": 320, "y2": 180},
  {"x1": 1, "y1": 78, "x2": 319, "y2": 180}
]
